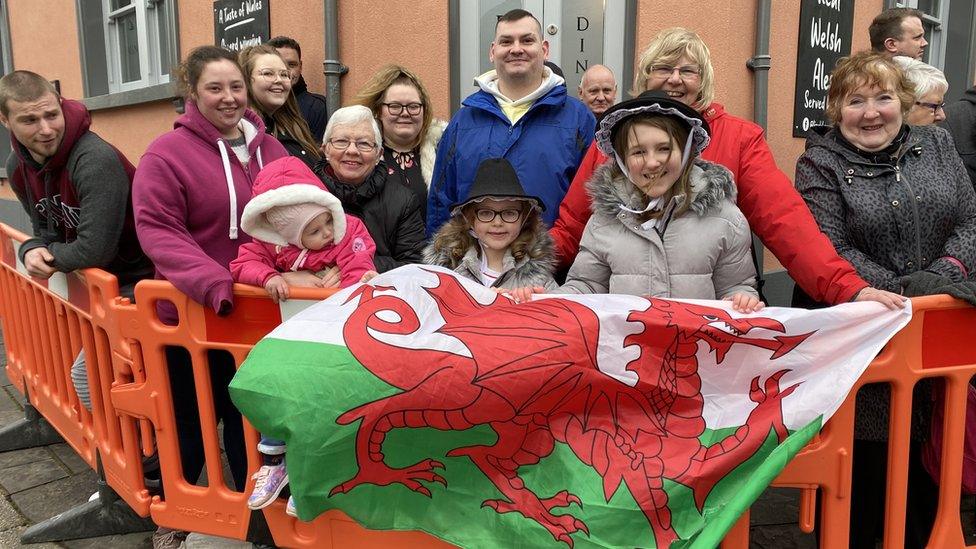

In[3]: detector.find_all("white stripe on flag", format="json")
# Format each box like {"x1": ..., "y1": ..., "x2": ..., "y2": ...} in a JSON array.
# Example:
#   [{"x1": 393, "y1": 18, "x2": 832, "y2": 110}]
[{"x1": 278, "y1": 299, "x2": 322, "y2": 323}]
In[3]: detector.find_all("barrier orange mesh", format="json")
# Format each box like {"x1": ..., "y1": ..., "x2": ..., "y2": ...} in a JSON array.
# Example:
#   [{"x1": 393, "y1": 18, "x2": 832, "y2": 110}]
[{"x1": 2, "y1": 220, "x2": 975, "y2": 548}]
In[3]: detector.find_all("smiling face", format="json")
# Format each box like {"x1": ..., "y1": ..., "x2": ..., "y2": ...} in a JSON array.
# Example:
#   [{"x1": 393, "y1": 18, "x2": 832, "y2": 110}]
[
  {"x1": 0, "y1": 92, "x2": 65, "y2": 163},
  {"x1": 191, "y1": 59, "x2": 247, "y2": 139},
  {"x1": 839, "y1": 83, "x2": 903, "y2": 152},
  {"x1": 469, "y1": 198, "x2": 526, "y2": 253},
  {"x1": 301, "y1": 210, "x2": 334, "y2": 250},
  {"x1": 644, "y1": 54, "x2": 701, "y2": 107},
  {"x1": 489, "y1": 16, "x2": 548, "y2": 85},
  {"x1": 380, "y1": 83, "x2": 423, "y2": 150},
  {"x1": 250, "y1": 54, "x2": 292, "y2": 112},
  {"x1": 623, "y1": 122, "x2": 683, "y2": 198},
  {"x1": 324, "y1": 120, "x2": 380, "y2": 185}
]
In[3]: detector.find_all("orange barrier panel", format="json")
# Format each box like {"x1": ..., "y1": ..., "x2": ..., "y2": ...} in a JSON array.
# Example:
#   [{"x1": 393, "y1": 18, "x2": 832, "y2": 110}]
[{"x1": 4, "y1": 219, "x2": 976, "y2": 548}]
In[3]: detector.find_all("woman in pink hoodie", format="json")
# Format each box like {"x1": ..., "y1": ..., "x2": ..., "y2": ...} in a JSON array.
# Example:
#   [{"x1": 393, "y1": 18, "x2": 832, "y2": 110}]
[{"x1": 132, "y1": 46, "x2": 288, "y2": 498}]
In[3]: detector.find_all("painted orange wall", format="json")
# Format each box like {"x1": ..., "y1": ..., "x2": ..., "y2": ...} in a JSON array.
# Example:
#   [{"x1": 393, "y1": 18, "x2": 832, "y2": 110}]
[{"x1": 7, "y1": 0, "x2": 84, "y2": 99}]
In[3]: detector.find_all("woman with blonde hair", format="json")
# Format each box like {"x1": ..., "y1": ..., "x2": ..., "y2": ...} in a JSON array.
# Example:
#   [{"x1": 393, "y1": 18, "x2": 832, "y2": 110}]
[
  {"x1": 356, "y1": 64, "x2": 446, "y2": 221},
  {"x1": 549, "y1": 27, "x2": 904, "y2": 309},
  {"x1": 239, "y1": 44, "x2": 320, "y2": 167}
]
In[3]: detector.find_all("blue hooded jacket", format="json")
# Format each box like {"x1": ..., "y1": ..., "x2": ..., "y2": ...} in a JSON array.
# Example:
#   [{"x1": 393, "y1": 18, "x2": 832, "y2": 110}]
[{"x1": 427, "y1": 82, "x2": 595, "y2": 234}]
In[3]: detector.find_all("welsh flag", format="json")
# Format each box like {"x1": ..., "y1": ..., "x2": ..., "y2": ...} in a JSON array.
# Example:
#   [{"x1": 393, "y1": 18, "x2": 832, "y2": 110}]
[{"x1": 229, "y1": 265, "x2": 910, "y2": 548}]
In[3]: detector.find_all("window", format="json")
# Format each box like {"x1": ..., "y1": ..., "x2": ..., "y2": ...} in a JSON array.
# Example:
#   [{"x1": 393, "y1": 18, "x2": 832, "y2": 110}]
[{"x1": 76, "y1": 0, "x2": 178, "y2": 97}]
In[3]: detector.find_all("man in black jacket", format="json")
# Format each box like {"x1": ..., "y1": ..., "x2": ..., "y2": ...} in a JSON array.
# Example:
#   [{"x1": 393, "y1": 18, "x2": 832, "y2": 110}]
[
  {"x1": 942, "y1": 86, "x2": 976, "y2": 188},
  {"x1": 268, "y1": 36, "x2": 328, "y2": 142}
]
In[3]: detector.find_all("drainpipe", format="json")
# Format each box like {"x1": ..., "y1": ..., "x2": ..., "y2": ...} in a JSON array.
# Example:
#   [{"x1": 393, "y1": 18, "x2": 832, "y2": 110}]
[
  {"x1": 323, "y1": 0, "x2": 348, "y2": 119},
  {"x1": 746, "y1": 0, "x2": 772, "y2": 132}
]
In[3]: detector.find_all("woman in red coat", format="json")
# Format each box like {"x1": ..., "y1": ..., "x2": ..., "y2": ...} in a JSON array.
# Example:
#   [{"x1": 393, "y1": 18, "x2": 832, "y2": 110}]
[{"x1": 550, "y1": 27, "x2": 903, "y2": 307}]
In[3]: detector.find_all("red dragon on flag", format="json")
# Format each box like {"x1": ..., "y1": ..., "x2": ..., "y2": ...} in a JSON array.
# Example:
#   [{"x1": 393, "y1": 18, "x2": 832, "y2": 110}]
[{"x1": 328, "y1": 271, "x2": 814, "y2": 548}]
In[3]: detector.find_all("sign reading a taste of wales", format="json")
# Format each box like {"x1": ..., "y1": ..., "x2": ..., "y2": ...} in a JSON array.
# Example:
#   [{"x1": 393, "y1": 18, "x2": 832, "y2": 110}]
[
  {"x1": 793, "y1": 0, "x2": 854, "y2": 137},
  {"x1": 213, "y1": 0, "x2": 270, "y2": 52}
]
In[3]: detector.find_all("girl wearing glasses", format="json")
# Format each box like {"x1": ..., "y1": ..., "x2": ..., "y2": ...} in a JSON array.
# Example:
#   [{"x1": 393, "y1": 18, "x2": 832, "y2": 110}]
[
  {"x1": 424, "y1": 157, "x2": 556, "y2": 290},
  {"x1": 239, "y1": 45, "x2": 321, "y2": 168},
  {"x1": 356, "y1": 65, "x2": 446, "y2": 222}
]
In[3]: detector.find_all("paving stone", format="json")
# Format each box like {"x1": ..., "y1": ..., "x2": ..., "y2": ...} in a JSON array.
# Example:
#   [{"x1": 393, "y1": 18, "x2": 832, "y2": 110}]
[
  {"x1": 748, "y1": 523, "x2": 817, "y2": 549},
  {"x1": 62, "y1": 531, "x2": 154, "y2": 548},
  {"x1": 10, "y1": 468, "x2": 97, "y2": 524},
  {"x1": 0, "y1": 391, "x2": 24, "y2": 413},
  {"x1": 0, "y1": 526, "x2": 61, "y2": 549},
  {"x1": 0, "y1": 410, "x2": 25, "y2": 427},
  {"x1": 0, "y1": 459, "x2": 69, "y2": 494},
  {"x1": 0, "y1": 386, "x2": 24, "y2": 409},
  {"x1": 49, "y1": 443, "x2": 90, "y2": 475},
  {"x1": 0, "y1": 447, "x2": 50, "y2": 470}
]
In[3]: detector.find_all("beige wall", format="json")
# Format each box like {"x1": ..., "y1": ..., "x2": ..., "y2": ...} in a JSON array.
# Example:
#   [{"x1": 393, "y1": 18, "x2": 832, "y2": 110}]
[{"x1": 7, "y1": 0, "x2": 84, "y2": 99}]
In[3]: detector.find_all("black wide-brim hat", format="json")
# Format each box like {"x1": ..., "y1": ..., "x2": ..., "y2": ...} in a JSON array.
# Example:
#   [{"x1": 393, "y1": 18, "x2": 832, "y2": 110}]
[
  {"x1": 594, "y1": 90, "x2": 711, "y2": 158},
  {"x1": 450, "y1": 158, "x2": 545, "y2": 214}
]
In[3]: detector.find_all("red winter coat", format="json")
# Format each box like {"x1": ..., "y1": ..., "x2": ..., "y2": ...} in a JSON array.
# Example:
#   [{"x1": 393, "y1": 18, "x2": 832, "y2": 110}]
[{"x1": 550, "y1": 102, "x2": 868, "y2": 305}]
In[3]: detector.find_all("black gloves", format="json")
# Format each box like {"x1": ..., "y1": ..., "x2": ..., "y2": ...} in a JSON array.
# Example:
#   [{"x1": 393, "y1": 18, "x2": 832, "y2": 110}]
[
  {"x1": 898, "y1": 270, "x2": 952, "y2": 297},
  {"x1": 937, "y1": 281, "x2": 976, "y2": 306}
]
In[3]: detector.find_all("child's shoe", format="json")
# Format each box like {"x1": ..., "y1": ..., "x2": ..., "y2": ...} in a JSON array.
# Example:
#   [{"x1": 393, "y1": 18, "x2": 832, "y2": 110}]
[
  {"x1": 247, "y1": 463, "x2": 288, "y2": 510},
  {"x1": 285, "y1": 495, "x2": 297, "y2": 518}
]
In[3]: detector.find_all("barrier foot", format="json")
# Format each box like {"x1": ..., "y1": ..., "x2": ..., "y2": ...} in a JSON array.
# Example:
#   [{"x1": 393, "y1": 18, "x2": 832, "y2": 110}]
[
  {"x1": 0, "y1": 402, "x2": 63, "y2": 451},
  {"x1": 20, "y1": 476, "x2": 155, "y2": 543}
]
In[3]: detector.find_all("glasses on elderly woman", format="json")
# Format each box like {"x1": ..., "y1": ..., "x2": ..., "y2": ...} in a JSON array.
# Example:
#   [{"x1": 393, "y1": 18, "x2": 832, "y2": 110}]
[
  {"x1": 382, "y1": 102, "x2": 423, "y2": 116},
  {"x1": 914, "y1": 100, "x2": 945, "y2": 115},
  {"x1": 327, "y1": 139, "x2": 377, "y2": 152}
]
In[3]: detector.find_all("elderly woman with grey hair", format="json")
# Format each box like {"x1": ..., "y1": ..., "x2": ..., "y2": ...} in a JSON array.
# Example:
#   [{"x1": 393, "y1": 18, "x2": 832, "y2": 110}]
[
  {"x1": 313, "y1": 105, "x2": 426, "y2": 271},
  {"x1": 893, "y1": 55, "x2": 948, "y2": 125}
]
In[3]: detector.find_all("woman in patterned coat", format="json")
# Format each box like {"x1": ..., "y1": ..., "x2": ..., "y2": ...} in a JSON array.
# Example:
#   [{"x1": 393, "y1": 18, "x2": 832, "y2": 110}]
[{"x1": 795, "y1": 50, "x2": 976, "y2": 549}]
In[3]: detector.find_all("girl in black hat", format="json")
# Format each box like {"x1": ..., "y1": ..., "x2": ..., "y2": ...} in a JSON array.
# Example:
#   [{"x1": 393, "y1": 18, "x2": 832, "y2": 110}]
[
  {"x1": 423, "y1": 158, "x2": 557, "y2": 290},
  {"x1": 541, "y1": 91, "x2": 763, "y2": 313}
]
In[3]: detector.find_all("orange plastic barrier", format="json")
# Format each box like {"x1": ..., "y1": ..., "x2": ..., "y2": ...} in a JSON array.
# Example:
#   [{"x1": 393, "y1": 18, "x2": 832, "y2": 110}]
[
  {"x1": 0, "y1": 223, "x2": 153, "y2": 518},
  {"x1": 2, "y1": 219, "x2": 975, "y2": 548}
]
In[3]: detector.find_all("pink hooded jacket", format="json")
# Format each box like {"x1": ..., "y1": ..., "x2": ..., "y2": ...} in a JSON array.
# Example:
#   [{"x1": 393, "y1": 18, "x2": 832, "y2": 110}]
[
  {"x1": 231, "y1": 157, "x2": 376, "y2": 288},
  {"x1": 133, "y1": 101, "x2": 288, "y2": 321}
]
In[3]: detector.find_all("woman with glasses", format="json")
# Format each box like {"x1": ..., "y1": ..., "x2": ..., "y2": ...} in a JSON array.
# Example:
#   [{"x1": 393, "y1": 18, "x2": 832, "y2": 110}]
[
  {"x1": 313, "y1": 105, "x2": 426, "y2": 271},
  {"x1": 892, "y1": 55, "x2": 948, "y2": 126},
  {"x1": 355, "y1": 65, "x2": 446, "y2": 222},
  {"x1": 550, "y1": 27, "x2": 904, "y2": 309},
  {"x1": 239, "y1": 45, "x2": 321, "y2": 168},
  {"x1": 796, "y1": 51, "x2": 976, "y2": 548}
]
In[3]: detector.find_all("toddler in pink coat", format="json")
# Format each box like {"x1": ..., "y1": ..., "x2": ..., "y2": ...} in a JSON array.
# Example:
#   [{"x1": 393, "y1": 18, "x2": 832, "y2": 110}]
[
  {"x1": 231, "y1": 156, "x2": 376, "y2": 515},
  {"x1": 232, "y1": 156, "x2": 376, "y2": 303}
]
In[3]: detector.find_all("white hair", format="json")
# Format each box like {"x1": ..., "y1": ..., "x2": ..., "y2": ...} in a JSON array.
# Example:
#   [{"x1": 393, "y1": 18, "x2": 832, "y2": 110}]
[
  {"x1": 322, "y1": 105, "x2": 382, "y2": 146},
  {"x1": 892, "y1": 55, "x2": 948, "y2": 99}
]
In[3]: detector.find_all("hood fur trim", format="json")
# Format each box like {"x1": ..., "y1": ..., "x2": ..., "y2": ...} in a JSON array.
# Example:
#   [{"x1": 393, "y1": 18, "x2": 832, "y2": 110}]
[
  {"x1": 241, "y1": 184, "x2": 346, "y2": 246},
  {"x1": 587, "y1": 159, "x2": 736, "y2": 219},
  {"x1": 420, "y1": 119, "x2": 447, "y2": 188}
]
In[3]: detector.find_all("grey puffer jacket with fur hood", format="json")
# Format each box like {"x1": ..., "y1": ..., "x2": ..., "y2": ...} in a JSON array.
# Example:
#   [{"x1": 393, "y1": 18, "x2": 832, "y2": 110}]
[
  {"x1": 558, "y1": 160, "x2": 757, "y2": 299},
  {"x1": 423, "y1": 221, "x2": 558, "y2": 290}
]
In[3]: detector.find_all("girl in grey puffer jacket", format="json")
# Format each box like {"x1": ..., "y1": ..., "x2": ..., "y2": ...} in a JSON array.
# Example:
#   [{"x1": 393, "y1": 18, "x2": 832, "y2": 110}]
[{"x1": 556, "y1": 91, "x2": 761, "y2": 313}]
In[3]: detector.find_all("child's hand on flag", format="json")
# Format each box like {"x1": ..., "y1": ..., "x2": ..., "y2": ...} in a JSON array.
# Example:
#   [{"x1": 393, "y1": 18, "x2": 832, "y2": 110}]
[{"x1": 727, "y1": 292, "x2": 764, "y2": 313}]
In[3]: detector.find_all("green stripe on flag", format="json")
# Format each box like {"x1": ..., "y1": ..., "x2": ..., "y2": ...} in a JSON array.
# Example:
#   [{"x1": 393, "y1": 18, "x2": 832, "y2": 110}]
[{"x1": 231, "y1": 338, "x2": 824, "y2": 548}]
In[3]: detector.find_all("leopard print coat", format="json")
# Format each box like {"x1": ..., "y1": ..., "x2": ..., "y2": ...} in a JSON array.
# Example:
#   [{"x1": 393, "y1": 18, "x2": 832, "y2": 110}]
[{"x1": 796, "y1": 124, "x2": 976, "y2": 441}]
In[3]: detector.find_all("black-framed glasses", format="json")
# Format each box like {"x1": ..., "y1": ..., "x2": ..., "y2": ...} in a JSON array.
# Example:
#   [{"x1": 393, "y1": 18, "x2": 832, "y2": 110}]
[
  {"x1": 914, "y1": 100, "x2": 945, "y2": 114},
  {"x1": 650, "y1": 64, "x2": 701, "y2": 80},
  {"x1": 254, "y1": 69, "x2": 291, "y2": 82},
  {"x1": 382, "y1": 102, "x2": 423, "y2": 116},
  {"x1": 475, "y1": 208, "x2": 522, "y2": 223},
  {"x1": 327, "y1": 138, "x2": 377, "y2": 152}
]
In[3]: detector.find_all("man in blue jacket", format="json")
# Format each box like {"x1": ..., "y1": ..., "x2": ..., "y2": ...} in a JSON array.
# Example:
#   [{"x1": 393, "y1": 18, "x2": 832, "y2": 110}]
[{"x1": 427, "y1": 8, "x2": 595, "y2": 234}]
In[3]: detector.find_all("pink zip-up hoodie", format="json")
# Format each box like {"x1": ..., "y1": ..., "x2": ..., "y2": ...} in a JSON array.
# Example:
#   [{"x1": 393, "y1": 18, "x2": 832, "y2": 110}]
[{"x1": 132, "y1": 100, "x2": 288, "y2": 322}]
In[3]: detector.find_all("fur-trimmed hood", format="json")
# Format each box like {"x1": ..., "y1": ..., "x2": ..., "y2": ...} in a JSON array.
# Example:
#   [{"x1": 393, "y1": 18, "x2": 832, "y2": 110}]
[
  {"x1": 420, "y1": 119, "x2": 447, "y2": 188},
  {"x1": 423, "y1": 218, "x2": 557, "y2": 289},
  {"x1": 587, "y1": 159, "x2": 737, "y2": 220},
  {"x1": 241, "y1": 156, "x2": 346, "y2": 246}
]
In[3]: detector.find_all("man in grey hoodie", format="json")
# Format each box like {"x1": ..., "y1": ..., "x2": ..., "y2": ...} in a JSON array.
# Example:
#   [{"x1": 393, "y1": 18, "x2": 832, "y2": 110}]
[{"x1": 427, "y1": 8, "x2": 595, "y2": 233}]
